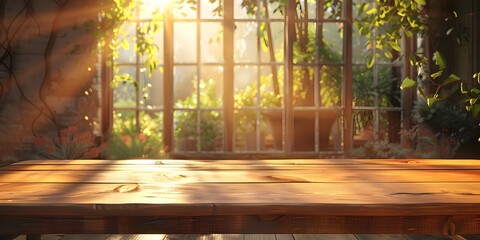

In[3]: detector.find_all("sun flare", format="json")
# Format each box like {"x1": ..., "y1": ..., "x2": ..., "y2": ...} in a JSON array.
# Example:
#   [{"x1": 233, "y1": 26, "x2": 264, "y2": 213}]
[{"x1": 141, "y1": 0, "x2": 169, "y2": 12}]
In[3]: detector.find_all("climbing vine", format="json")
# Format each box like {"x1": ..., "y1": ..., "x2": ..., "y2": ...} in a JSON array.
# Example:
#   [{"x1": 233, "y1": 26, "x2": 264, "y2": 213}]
[
  {"x1": 355, "y1": 0, "x2": 478, "y2": 115},
  {"x1": 0, "y1": 0, "x2": 101, "y2": 159}
]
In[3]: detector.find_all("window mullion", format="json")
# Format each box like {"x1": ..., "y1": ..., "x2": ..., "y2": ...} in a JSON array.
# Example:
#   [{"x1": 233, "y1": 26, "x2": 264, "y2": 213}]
[
  {"x1": 223, "y1": 0, "x2": 234, "y2": 152},
  {"x1": 343, "y1": 0, "x2": 353, "y2": 151},
  {"x1": 163, "y1": 0, "x2": 174, "y2": 153},
  {"x1": 285, "y1": 0, "x2": 296, "y2": 153}
]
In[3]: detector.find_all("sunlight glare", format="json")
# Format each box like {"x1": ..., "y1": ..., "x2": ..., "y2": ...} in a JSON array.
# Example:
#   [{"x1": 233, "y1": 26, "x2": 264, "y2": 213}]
[{"x1": 141, "y1": 0, "x2": 169, "y2": 13}]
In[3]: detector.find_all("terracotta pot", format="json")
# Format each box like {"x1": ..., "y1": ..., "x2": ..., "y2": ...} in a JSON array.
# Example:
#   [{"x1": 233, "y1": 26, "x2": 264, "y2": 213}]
[{"x1": 264, "y1": 109, "x2": 340, "y2": 151}]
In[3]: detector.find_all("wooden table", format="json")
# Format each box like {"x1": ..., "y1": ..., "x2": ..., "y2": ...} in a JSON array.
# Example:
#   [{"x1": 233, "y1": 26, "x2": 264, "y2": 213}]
[{"x1": 0, "y1": 159, "x2": 480, "y2": 238}]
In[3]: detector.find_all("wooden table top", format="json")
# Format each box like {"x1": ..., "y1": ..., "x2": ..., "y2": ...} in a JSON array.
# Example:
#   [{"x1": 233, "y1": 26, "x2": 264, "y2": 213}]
[{"x1": 0, "y1": 159, "x2": 480, "y2": 235}]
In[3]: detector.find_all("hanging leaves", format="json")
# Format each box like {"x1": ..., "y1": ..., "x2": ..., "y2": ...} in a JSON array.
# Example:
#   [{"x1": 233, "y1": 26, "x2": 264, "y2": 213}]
[{"x1": 400, "y1": 77, "x2": 416, "y2": 90}]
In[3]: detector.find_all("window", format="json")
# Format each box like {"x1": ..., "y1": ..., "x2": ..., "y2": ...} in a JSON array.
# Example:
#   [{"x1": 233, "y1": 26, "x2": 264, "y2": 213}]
[{"x1": 106, "y1": 0, "x2": 405, "y2": 156}]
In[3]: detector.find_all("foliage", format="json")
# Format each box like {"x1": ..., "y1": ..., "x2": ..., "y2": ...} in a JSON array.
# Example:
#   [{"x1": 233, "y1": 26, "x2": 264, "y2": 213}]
[
  {"x1": 174, "y1": 79, "x2": 223, "y2": 151},
  {"x1": 88, "y1": 0, "x2": 163, "y2": 88},
  {"x1": 105, "y1": 112, "x2": 163, "y2": 159},
  {"x1": 32, "y1": 123, "x2": 102, "y2": 159},
  {"x1": 350, "y1": 125, "x2": 455, "y2": 159},
  {"x1": 413, "y1": 98, "x2": 480, "y2": 150},
  {"x1": 352, "y1": 66, "x2": 398, "y2": 132},
  {"x1": 355, "y1": 0, "x2": 479, "y2": 119},
  {"x1": 352, "y1": 96, "x2": 480, "y2": 159},
  {"x1": 234, "y1": 74, "x2": 282, "y2": 145},
  {"x1": 461, "y1": 72, "x2": 480, "y2": 117},
  {"x1": 355, "y1": 0, "x2": 425, "y2": 68},
  {"x1": 400, "y1": 51, "x2": 460, "y2": 107}
]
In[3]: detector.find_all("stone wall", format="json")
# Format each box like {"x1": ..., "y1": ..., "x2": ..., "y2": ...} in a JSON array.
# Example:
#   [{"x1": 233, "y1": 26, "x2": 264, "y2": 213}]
[{"x1": 0, "y1": 0, "x2": 100, "y2": 164}]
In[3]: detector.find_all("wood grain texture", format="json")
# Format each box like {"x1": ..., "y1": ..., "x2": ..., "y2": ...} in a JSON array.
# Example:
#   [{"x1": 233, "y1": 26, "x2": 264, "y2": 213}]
[
  {"x1": 404, "y1": 235, "x2": 454, "y2": 240},
  {"x1": 60, "y1": 235, "x2": 112, "y2": 240},
  {"x1": 13, "y1": 159, "x2": 480, "y2": 167},
  {"x1": 0, "y1": 215, "x2": 479, "y2": 235},
  {"x1": 354, "y1": 234, "x2": 408, "y2": 240},
  {"x1": 293, "y1": 234, "x2": 358, "y2": 240},
  {"x1": 1, "y1": 159, "x2": 480, "y2": 235},
  {"x1": 1, "y1": 169, "x2": 479, "y2": 183}
]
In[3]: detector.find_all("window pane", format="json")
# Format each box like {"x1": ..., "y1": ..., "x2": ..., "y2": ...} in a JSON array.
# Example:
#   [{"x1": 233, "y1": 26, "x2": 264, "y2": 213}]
[
  {"x1": 234, "y1": 0, "x2": 257, "y2": 19},
  {"x1": 174, "y1": 110, "x2": 198, "y2": 151},
  {"x1": 319, "y1": 65, "x2": 343, "y2": 107},
  {"x1": 293, "y1": 22, "x2": 316, "y2": 64},
  {"x1": 234, "y1": 22, "x2": 258, "y2": 63},
  {"x1": 321, "y1": 22, "x2": 343, "y2": 63},
  {"x1": 259, "y1": 0, "x2": 284, "y2": 19},
  {"x1": 113, "y1": 66, "x2": 137, "y2": 108},
  {"x1": 118, "y1": 23, "x2": 136, "y2": 64},
  {"x1": 140, "y1": 1, "x2": 167, "y2": 20},
  {"x1": 261, "y1": 110, "x2": 283, "y2": 150},
  {"x1": 353, "y1": 65, "x2": 400, "y2": 107},
  {"x1": 139, "y1": 23, "x2": 164, "y2": 65},
  {"x1": 260, "y1": 66, "x2": 284, "y2": 108},
  {"x1": 324, "y1": 0, "x2": 343, "y2": 20},
  {"x1": 201, "y1": 0, "x2": 223, "y2": 18},
  {"x1": 174, "y1": 1, "x2": 197, "y2": 19},
  {"x1": 199, "y1": 110, "x2": 223, "y2": 151},
  {"x1": 296, "y1": 0, "x2": 343, "y2": 20},
  {"x1": 293, "y1": 66, "x2": 314, "y2": 106},
  {"x1": 353, "y1": 65, "x2": 375, "y2": 107},
  {"x1": 174, "y1": 66, "x2": 198, "y2": 108},
  {"x1": 200, "y1": 66, "x2": 223, "y2": 108},
  {"x1": 352, "y1": 27, "x2": 369, "y2": 64},
  {"x1": 174, "y1": 22, "x2": 197, "y2": 63},
  {"x1": 379, "y1": 65, "x2": 401, "y2": 107},
  {"x1": 201, "y1": 22, "x2": 224, "y2": 63},
  {"x1": 260, "y1": 22, "x2": 285, "y2": 63},
  {"x1": 234, "y1": 66, "x2": 258, "y2": 108},
  {"x1": 234, "y1": 110, "x2": 258, "y2": 151},
  {"x1": 138, "y1": 111, "x2": 164, "y2": 157},
  {"x1": 141, "y1": 68, "x2": 164, "y2": 109},
  {"x1": 108, "y1": 110, "x2": 136, "y2": 159},
  {"x1": 296, "y1": 0, "x2": 317, "y2": 20}
]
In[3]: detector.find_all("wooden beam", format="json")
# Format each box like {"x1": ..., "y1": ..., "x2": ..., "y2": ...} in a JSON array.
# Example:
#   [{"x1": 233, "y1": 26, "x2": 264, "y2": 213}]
[
  {"x1": 343, "y1": 0, "x2": 353, "y2": 151},
  {"x1": 1, "y1": 215, "x2": 479, "y2": 234},
  {"x1": 163, "y1": 0, "x2": 174, "y2": 153},
  {"x1": 223, "y1": 0, "x2": 234, "y2": 152}
]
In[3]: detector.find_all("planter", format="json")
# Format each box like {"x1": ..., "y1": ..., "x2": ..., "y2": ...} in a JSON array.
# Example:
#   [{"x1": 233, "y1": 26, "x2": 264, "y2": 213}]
[{"x1": 264, "y1": 109, "x2": 340, "y2": 151}]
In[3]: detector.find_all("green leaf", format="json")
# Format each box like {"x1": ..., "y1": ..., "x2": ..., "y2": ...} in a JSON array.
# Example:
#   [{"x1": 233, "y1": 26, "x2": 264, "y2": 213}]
[
  {"x1": 430, "y1": 70, "x2": 443, "y2": 79},
  {"x1": 415, "y1": 0, "x2": 426, "y2": 5},
  {"x1": 384, "y1": 51, "x2": 393, "y2": 59},
  {"x1": 367, "y1": 56, "x2": 375, "y2": 68},
  {"x1": 440, "y1": 74, "x2": 460, "y2": 86},
  {"x1": 470, "y1": 98, "x2": 478, "y2": 105},
  {"x1": 472, "y1": 88, "x2": 480, "y2": 94},
  {"x1": 400, "y1": 77, "x2": 416, "y2": 90},
  {"x1": 461, "y1": 82, "x2": 468, "y2": 94},
  {"x1": 389, "y1": 41, "x2": 401, "y2": 52},
  {"x1": 472, "y1": 104, "x2": 480, "y2": 117},
  {"x1": 366, "y1": 8, "x2": 377, "y2": 15},
  {"x1": 427, "y1": 97, "x2": 440, "y2": 107},
  {"x1": 434, "y1": 51, "x2": 446, "y2": 70},
  {"x1": 121, "y1": 39, "x2": 129, "y2": 49},
  {"x1": 405, "y1": 30, "x2": 413, "y2": 38}
]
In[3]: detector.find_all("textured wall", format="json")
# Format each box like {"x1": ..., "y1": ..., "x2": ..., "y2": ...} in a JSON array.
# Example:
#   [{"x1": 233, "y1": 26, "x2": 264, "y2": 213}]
[{"x1": 0, "y1": 0, "x2": 100, "y2": 164}]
